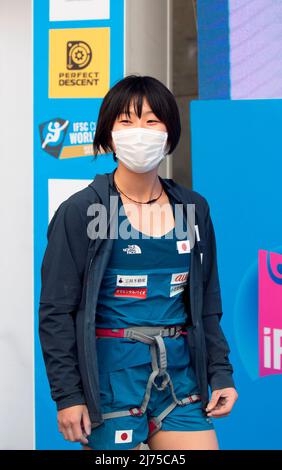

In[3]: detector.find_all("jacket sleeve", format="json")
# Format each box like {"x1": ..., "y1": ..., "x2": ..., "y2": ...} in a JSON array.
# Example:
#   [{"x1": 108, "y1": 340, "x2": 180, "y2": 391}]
[
  {"x1": 38, "y1": 200, "x2": 89, "y2": 411},
  {"x1": 201, "y1": 200, "x2": 236, "y2": 392}
]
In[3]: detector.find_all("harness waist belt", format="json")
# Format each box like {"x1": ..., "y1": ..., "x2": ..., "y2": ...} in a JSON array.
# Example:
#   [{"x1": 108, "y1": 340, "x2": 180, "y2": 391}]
[{"x1": 96, "y1": 324, "x2": 188, "y2": 340}]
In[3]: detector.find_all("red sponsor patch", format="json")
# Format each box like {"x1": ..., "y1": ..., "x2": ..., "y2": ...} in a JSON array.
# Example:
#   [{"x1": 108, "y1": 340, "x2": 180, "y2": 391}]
[
  {"x1": 114, "y1": 287, "x2": 147, "y2": 299},
  {"x1": 174, "y1": 273, "x2": 188, "y2": 283}
]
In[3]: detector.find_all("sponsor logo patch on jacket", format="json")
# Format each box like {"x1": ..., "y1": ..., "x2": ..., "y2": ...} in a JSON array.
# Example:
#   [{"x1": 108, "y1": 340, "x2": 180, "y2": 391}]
[
  {"x1": 115, "y1": 429, "x2": 133, "y2": 443},
  {"x1": 176, "y1": 240, "x2": 190, "y2": 254},
  {"x1": 114, "y1": 287, "x2": 147, "y2": 299},
  {"x1": 116, "y1": 274, "x2": 148, "y2": 287},
  {"x1": 170, "y1": 271, "x2": 189, "y2": 285}
]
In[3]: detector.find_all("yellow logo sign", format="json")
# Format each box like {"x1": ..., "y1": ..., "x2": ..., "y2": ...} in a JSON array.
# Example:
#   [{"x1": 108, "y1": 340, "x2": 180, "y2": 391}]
[{"x1": 49, "y1": 28, "x2": 110, "y2": 98}]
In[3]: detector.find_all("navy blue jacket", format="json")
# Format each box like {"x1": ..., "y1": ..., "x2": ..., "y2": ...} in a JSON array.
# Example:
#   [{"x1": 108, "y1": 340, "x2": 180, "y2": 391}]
[{"x1": 39, "y1": 170, "x2": 236, "y2": 429}]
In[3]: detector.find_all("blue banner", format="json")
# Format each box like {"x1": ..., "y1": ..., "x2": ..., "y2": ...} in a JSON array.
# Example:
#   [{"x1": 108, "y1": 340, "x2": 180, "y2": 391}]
[
  {"x1": 34, "y1": 0, "x2": 124, "y2": 449},
  {"x1": 191, "y1": 99, "x2": 282, "y2": 449}
]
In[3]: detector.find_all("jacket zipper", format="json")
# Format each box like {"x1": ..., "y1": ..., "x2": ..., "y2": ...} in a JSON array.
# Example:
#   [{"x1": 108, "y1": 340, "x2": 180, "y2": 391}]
[
  {"x1": 83, "y1": 255, "x2": 101, "y2": 427},
  {"x1": 84, "y1": 189, "x2": 116, "y2": 426}
]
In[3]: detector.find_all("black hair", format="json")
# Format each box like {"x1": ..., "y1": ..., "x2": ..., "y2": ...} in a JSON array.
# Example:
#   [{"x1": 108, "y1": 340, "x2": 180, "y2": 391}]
[{"x1": 92, "y1": 74, "x2": 181, "y2": 162}]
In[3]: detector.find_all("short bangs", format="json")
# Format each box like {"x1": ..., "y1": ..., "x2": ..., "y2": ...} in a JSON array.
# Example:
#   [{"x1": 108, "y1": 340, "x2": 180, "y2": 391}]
[{"x1": 92, "y1": 75, "x2": 181, "y2": 161}]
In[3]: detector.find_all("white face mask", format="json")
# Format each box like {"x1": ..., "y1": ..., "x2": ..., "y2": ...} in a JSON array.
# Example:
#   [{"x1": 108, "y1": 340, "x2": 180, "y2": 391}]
[{"x1": 111, "y1": 127, "x2": 169, "y2": 173}]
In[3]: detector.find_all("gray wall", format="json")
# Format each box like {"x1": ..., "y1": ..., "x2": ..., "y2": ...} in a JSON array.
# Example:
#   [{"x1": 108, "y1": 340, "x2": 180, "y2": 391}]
[
  {"x1": 124, "y1": 0, "x2": 173, "y2": 179},
  {"x1": 124, "y1": 0, "x2": 198, "y2": 187},
  {"x1": 172, "y1": 0, "x2": 198, "y2": 188},
  {"x1": 0, "y1": 0, "x2": 34, "y2": 449}
]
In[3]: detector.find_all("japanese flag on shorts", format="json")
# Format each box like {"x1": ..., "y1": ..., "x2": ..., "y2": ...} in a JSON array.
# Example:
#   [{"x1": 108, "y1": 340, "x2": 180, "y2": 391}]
[{"x1": 115, "y1": 429, "x2": 133, "y2": 443}]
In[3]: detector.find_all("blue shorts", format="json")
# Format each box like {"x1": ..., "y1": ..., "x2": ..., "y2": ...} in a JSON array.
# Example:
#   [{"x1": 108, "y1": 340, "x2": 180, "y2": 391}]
[{"x1": 84, "y1": 333, "x2": 214, "y2": 450}]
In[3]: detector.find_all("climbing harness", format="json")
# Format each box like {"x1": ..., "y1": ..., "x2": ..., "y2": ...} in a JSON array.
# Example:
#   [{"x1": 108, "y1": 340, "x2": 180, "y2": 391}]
[{"x1": 96, "y1": 324, "x2": 201, "y2": 438}]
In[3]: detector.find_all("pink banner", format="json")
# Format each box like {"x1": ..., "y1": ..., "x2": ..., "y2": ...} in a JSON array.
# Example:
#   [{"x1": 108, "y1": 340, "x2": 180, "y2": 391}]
[{"x1": 259, "y1": 250, "x2": 282, "y2": 376}]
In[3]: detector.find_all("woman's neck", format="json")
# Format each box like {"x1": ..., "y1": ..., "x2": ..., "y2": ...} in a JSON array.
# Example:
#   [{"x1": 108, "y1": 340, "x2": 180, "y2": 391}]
[{"x1": 113, "y1": 164, "x2": 163, "y2": 203}]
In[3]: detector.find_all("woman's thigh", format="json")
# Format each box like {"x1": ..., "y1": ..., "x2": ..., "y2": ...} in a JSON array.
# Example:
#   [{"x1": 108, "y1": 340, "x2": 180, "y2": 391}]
[{"x1": 147, "y1": 429, "x2": 219, "y2": 450}]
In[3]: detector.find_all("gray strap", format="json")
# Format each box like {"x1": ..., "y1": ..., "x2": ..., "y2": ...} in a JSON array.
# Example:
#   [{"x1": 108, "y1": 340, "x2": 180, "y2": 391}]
[
  {"x1": 148, "y1": 393, "x2": 201, "y2": 434},
  {"x1": 124, "y1": 324, "x2": 184, "y2": 341},
  {"x1": 101, "y1": 393, "x2": 201, "y2": 421},
  {"x1": 150, "y1": 402, "x2": 177, "y2": 427},
  {"x1": 154, "y1": 335, "x2": 167, "y2": 376}
]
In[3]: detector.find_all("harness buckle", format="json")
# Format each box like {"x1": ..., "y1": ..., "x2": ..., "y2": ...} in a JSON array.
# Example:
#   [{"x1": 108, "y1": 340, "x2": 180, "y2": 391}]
[
  {"x1": 129, "y1": 407, "x2": 143, "y2": 416},
  {"x1": 168, "y1": 326, "x2": 177, "y2": 336},
  {"x1": 178, "y1": 399, "x2": 186, "y2": 407}
]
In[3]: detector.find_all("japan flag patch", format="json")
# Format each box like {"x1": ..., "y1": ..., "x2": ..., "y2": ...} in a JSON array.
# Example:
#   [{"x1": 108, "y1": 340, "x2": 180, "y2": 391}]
[
  {"x1": 115, "y1": 429, "x2": 133, "y2": 443},
  {"x1": 176, "y1": 239, "x2": 190, "y2": 254}
]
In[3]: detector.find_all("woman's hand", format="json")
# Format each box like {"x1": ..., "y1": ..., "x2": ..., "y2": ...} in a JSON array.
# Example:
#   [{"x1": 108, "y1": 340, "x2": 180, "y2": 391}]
[
  {"x1": 57, "y1": 404, "x2": 92, "y2": 444},
  {"x1": 205, "y1": 387, "x2": 238, "y2": 417}
]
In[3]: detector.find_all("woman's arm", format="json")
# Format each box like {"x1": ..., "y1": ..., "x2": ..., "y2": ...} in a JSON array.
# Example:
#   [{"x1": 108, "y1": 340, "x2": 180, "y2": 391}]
[{"x1": 38, "y1": 200, "x2": 89, "y2": 411}]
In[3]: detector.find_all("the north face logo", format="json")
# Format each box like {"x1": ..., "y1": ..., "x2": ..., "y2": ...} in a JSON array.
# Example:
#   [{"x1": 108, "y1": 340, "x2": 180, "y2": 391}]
[{"x1": 123, "y1": 244, "x2": 142, "y2": 254}]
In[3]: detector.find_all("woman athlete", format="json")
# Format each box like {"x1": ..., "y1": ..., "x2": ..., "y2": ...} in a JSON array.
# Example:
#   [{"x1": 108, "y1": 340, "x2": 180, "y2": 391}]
[{"x1": 41, "y1": 75, "x2": 238, "y2": 450}]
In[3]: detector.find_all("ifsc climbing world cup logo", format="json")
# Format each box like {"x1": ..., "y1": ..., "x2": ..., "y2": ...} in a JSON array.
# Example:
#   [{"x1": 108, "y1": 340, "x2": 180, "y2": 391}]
[
  {"x1": 67, "y1": 41, "x2": 92, "y2": 70},
  {"x1": 39, "y1": 118, "x2": 69, "y2": 158},
  {"x1": 259, "y1": 250, "x2": 282, "y2": 377}
]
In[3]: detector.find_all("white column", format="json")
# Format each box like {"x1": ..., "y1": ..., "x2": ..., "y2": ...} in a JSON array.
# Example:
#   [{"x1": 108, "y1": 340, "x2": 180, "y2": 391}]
[{"x1": 0, "y1": 0, "x2": 34, "y2": 450}]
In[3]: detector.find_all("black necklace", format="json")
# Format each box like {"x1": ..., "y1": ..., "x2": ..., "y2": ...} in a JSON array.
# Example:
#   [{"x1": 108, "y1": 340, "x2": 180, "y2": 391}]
[{"x1": 114, "y1": 174, "x2": 164, "y2": 204}]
